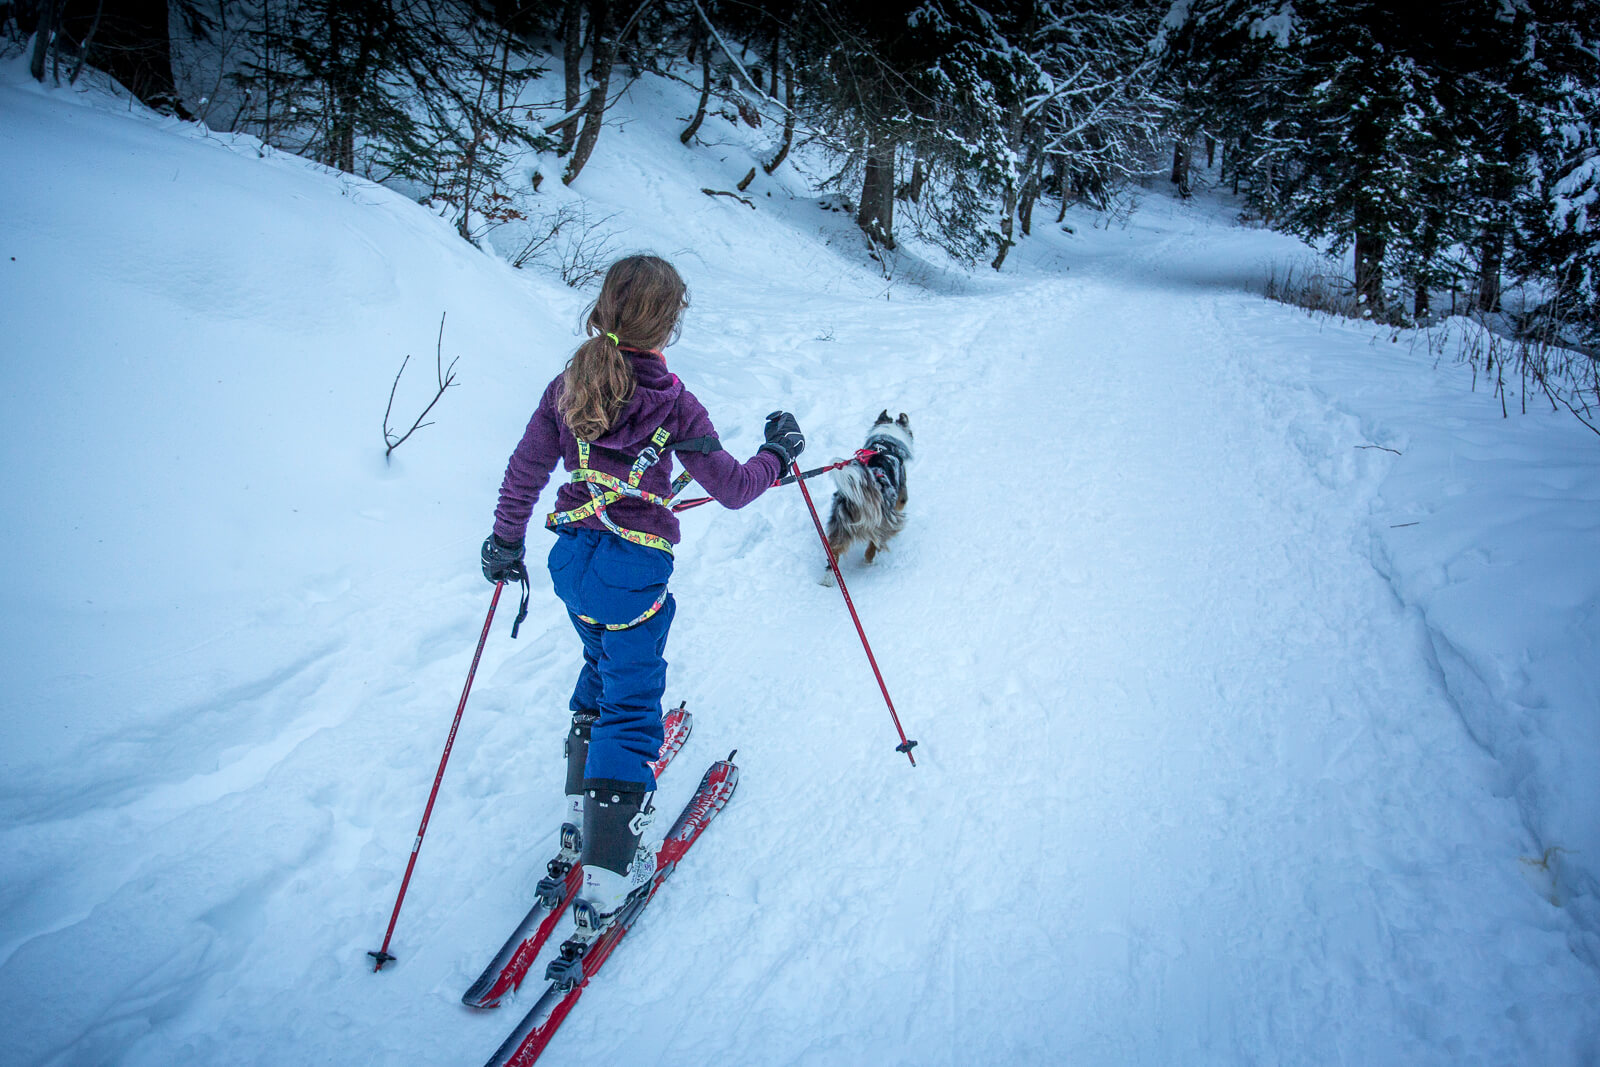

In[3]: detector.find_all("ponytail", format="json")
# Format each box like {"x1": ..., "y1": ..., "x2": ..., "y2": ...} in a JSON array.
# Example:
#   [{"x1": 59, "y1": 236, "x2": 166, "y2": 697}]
[
  {"x1": 559, "y1": 331, "x2": 635, "y2": 442},
  {"x1": 557, "y1": 254, "x2": 688, "y2": 441}
]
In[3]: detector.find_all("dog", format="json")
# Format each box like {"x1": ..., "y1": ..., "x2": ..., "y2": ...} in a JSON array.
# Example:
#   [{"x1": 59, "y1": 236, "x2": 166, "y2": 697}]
[{"x1": 820, "y1": 411, "x2": 913, "y2": 586}]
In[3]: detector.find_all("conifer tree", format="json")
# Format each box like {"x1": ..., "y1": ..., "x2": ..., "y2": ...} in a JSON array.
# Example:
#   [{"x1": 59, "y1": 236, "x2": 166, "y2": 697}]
[
  {"x1": 228, "y1": 0, "x2": 550, "y2": 237},
  {"x1": 1156, "y1": 0, "x2": 1299, "y2": 215},
  {"x1": 1511, "y1": 0, "x2": 1600, "y2": 340}
]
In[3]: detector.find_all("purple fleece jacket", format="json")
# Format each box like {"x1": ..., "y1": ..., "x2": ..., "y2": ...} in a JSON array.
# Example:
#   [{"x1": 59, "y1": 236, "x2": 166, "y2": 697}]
[{"x1": 493, "y1": 350, "x2": 782, "y2": 546}]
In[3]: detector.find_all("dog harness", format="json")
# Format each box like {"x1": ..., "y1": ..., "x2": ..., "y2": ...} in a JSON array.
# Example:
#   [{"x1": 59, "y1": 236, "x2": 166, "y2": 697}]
[
  {"x1": 863, "y1": 432, "x2": 909, "y2": 510},
  {"x1": 546, "y1": 425, "x2": 718, "y2": 629}
]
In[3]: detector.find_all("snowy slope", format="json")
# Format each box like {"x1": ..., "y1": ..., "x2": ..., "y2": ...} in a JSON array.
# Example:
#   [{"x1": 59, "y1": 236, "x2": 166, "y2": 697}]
[{"x1": 3, "y1": 57, "x2": 1599, "y2": 1067}]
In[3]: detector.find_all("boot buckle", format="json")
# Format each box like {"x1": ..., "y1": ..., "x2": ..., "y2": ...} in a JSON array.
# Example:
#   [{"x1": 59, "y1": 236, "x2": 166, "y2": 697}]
[{"x1": 571, "y1": 899, "x2": 604, "y2": 934}]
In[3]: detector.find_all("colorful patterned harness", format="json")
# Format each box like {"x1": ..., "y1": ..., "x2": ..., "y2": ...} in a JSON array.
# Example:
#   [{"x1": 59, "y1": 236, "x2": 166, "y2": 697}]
[{"x1": 546, "y1": 425, "x2": 697, "y2": 630}]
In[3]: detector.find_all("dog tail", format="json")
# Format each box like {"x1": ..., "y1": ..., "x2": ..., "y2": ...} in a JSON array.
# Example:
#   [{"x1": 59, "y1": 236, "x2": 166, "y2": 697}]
[
  {"x1": 829, "y1": 460, "x2": 905, "y2": 543},
  {"x1": 829, "y1": 461, "x2": 882, "y2": 519},
  {"x1": 825, "y1": 460, "x2": 876, "y2": 527}
]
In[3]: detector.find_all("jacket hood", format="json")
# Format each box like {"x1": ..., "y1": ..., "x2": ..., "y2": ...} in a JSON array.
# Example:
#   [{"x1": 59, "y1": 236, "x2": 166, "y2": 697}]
[{"x1": 588, "y1": 351, "x2": 683, "y2": 451}]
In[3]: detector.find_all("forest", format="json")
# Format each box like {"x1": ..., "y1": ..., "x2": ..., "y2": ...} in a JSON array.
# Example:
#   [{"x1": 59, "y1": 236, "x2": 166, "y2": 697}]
[{"x1": 12, "y1": 0, "x2": 1599, "y2": 341}]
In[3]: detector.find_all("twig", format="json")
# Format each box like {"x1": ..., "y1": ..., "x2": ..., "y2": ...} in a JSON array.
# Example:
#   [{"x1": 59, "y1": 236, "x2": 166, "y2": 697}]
[
  {"x1": 1389, "y1": 522, "x2": 1420, "y2": 528},
  {"x1": 1544, "y1": 382, "x2": 1600, "y2": 438},
  {"x1": 1355, "y1": 444, "x2": 1402, "y2": 456},
  {"x1": 701, "y1": 187, "x2": 754, "y2": 208},
  {"x1": 384, "y1": 312, "x2": 459, "y2": 458},
  {"x1": 68, "y1": 0, "x2": 104, "y2": 85},
  {"x1": 687, "y1": 0, "x2": 793, "y2": 116}
]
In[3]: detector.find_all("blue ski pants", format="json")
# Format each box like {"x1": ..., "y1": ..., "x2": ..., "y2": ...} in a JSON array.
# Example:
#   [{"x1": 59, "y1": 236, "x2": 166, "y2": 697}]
[{"x1": 546, "y1": 528, "x2": 674, "y2": 792}]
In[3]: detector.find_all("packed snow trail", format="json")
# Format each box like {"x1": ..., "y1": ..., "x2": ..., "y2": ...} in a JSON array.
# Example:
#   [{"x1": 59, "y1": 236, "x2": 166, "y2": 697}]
[
  {"x1": 2, "y1": 70, "x2": 1596, "y2": 1066},
  {"x1": 649, "y1": 233, "x2": 1597, "y2": 1065}
]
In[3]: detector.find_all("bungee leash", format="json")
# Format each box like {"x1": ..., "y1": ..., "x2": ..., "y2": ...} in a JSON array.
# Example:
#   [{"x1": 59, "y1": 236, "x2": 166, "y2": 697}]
[{"x1": 670, "y1": 448, "x2": 878, "y2": 514}]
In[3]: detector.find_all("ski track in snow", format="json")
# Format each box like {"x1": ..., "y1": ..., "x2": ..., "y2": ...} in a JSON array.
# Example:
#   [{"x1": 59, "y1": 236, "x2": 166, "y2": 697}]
[{"x1": 3, "y1": 68, "x2": 1598, "y2": 1067}]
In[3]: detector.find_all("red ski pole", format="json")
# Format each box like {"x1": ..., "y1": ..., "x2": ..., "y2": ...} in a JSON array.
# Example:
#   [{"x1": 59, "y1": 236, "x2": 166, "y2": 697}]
[
  {"x1": 789, "y1": 460, "x2": 918, "y2": 766},
  {"x1": 370, "y1": 580, "x2": 505, "y2": 971}
]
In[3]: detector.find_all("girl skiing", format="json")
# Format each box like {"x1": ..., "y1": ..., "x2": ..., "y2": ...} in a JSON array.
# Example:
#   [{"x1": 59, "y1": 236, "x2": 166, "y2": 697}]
[{"x1": 480, "y1": 254, "x2": 803, "y2": 942}]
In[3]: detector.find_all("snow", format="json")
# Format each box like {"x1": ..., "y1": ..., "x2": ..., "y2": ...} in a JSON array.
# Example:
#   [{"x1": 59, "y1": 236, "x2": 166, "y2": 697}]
[
  {"x1": 1553, "y1": 152, "x2": 1598, "y2": 231},
  {"x1": 1251, "y1": 10, "x2": 1296, "y2": 48},
  {"x1": 3, "y1": 53, "x2": 1599, "y2": 1067}
]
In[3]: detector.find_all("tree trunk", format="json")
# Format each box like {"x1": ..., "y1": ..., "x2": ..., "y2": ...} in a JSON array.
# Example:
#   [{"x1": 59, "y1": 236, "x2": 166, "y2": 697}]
[
  {"x1": 1205, "y1": 135, "x2": 1216, "y2": 169},
  {"x1": 458, "y1": 127, "x2": 483, "y2": 238},
  {"x1": 327, "y1": 0, "x2": 374, "y2": 175},
  {"x1": 1354, "y1": 229, "x2": 1386, "y2": 311},
  {"x1": 768, "y1": 29, "x2": 780, "y2": 96},
  {"x1": 325, "y1": 0, "x2": 348, "y2": 171},
  {"x1": 991, "y1": 199, "x2": 1016, "y2": 270},
  {"x1": 680, "y1": 25, "x2": 711, "y2": 145},
  {"x1": 63, "y1": 0, "x2": 189, "y2": 116},
  {"x1": 856, "y1": 132, "x2": 896, "y2": 250},
  {"x1": 457, "y1": 33, "x2": 506, "y2": 240},
  {"x1": 763, "y1": 63, "x2": 795, "y2": 174},
  {"x1": 563, "y1": 0, "x2": 613, "y2": 185},
  {"x1": 1018, "y1": 172, "x2": 1039, "y2": 237},
  {"x1": 68, "y1": 0, "x2": 106, "y2": 85},
  {"x1": 894, "y1": 153, "x2": 925, "y2": 202},
  {"x1": 992, "y1": 170, "x2": 1024, "y2": 270},
  {"x1": 335, "y1": 122, "x2": 355, "y2": 173},
  {"x1": 1412, "y1": 212, "x2": 1440, "y2": 319},
  {"x1": 1056, "y1": 168, "x2": 1070, "y2": 222},
  {"x1": 560, "y1": 0, "x2": 584, "y2": 155},
  {"x1": 1170, "y1": 140, "x2": 1191, "y2": 197},
  {"x1": 993, "y1": 141, "x2": 1040, "y2": 270},
  {"x1": 30, "y1": 0, "x2": 60, "y2": 82},
  {"x1": 1477, "y1": 229, "x2": 1504, "y2": 314}
]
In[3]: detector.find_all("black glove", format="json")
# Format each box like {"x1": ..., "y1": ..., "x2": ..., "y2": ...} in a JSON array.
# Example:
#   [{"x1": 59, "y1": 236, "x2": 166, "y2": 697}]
[
  {"x1": 758, "y1": 410, "x2": 805, "y2": 469},
  {"x1": 480, "y1": 533, "x2": 525, "y2": 584}
]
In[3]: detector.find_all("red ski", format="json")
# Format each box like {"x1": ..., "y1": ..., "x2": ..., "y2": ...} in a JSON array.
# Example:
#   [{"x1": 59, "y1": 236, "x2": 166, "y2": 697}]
[
  {"x1": 461, "y1": 704, "x2": 692, "y2": 1009},
  {"x1": 480, "y1": 754, "x2": 740, "y2": 1067}
]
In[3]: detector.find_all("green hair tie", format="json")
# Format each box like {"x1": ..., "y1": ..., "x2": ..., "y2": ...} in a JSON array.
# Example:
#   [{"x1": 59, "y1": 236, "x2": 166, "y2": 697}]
[{"x1": 604, "y1": 331, "x2": 620, "y2": 345}]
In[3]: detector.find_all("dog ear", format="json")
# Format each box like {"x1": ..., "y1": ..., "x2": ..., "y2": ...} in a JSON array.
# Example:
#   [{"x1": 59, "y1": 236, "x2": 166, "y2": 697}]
[
  {"x1": 877, "y1": 409, "x2": 890, "y2": 423},
  {"x1": 896, "y1": 412, "x2": 909, "y2": 426}
]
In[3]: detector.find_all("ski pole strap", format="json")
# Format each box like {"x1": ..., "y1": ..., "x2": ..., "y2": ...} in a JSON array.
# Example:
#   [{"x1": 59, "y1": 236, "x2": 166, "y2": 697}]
[{"x1": 509, "y1": 563, "x2": 531, "y2": 638}]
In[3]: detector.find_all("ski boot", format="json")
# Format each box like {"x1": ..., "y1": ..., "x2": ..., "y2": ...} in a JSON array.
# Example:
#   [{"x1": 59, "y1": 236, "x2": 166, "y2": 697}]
[
  {"x1": 544, "y1": 786, "x2": 655, "y2": 988},
  {"x1": 534, "y1": 711, "x2": 599, "y2": 909}
]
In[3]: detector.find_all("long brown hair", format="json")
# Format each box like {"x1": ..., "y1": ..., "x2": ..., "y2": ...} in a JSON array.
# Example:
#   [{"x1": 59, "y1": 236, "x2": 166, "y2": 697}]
[{"x1": 558, "y1": 254, "x2": 688, "y2": 441}]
